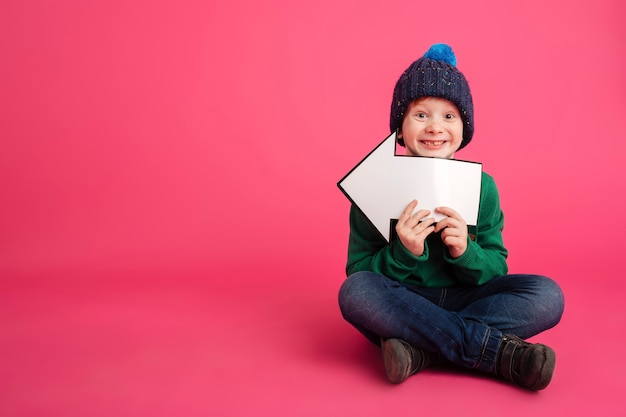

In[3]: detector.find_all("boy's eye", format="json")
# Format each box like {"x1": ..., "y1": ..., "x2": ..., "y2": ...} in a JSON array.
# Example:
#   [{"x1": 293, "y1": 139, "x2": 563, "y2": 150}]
[
  {"x1": 445, "y1": 113, "x2": 456, "y2": 119},
  {"x1": 415, "y1": 112, "x2": 427, "y2": 118}
]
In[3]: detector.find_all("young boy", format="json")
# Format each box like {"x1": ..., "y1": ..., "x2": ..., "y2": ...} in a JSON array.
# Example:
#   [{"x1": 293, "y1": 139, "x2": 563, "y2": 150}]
[{"x1": 338, "y1": 44, "x2": 564, "y2": 390}]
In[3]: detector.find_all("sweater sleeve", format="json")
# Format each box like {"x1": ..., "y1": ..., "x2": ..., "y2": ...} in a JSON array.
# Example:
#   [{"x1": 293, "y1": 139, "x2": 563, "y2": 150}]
[
  {"x1": 345, "y1": 205, "x2": 429, "y2": 281},
  {"x1": 447, "y1": 173, "x2": 509, "y2": 285}
]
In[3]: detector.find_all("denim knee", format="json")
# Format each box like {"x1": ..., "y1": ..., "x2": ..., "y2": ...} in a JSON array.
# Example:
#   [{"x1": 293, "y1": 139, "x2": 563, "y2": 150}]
[
  {"x1": 534, "y1": 275, "x2": 565, "y2": 329},
  {"x1": 338, "y1": 271, "x2": 375, "y2": 317},
  {"x1": 338, "y1": 271, "x2": 386, "y2": 345}
]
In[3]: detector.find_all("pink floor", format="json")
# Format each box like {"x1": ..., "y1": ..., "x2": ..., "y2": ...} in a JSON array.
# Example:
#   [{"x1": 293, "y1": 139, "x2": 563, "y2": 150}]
[{"x1": 2, "y1": 260, "x2": 624, "y2": 417}]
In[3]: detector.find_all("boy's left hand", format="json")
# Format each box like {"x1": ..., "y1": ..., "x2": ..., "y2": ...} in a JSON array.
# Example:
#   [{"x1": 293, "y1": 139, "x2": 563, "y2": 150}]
[{"x1": 434, "y1": 207, "x2": 468, "y2": 259}]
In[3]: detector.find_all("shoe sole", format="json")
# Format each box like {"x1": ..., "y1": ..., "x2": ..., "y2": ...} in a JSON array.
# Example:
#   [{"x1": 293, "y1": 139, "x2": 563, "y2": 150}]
[
  {"x1": 381, "y1": 338, "x2": 412, "y2": 384},
  {"x1": 525, "y1": 344, "x2": 556, "y2": 391}
]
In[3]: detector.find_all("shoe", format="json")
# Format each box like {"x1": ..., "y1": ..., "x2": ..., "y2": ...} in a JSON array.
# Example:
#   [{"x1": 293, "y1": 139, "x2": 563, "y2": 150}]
[
  {"x1": 381, "y1": 338, "x2": 432, "y2": 384},
  {"x1": 494, "y1": 334, "x2": 556, "y2": 390}
]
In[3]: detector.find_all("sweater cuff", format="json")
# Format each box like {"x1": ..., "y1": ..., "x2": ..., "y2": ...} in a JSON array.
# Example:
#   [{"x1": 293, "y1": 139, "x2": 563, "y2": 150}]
[
  {"x1": 392, "y1": 239, "x2": 429, "y2": 266},
  {"x1": 447, "y1": 238, "x2": 477, "y2": 267}
]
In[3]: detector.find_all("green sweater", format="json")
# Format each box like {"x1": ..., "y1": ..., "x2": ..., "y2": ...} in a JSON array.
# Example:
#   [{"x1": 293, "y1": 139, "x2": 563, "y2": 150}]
[{"x1": 346, "y1": 172, "x2": 508, "y2": 287}]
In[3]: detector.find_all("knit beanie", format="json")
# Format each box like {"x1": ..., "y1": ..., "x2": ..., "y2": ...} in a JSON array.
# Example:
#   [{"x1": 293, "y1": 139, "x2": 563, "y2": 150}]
[{"x1": 390, "y1": 43, "x2": 474, "y2": 150}]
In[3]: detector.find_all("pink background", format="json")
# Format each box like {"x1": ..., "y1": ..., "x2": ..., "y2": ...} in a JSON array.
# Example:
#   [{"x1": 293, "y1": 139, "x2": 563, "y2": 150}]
[{"x1": 1, "y1": 0, "x2": 625, "y2": 416}]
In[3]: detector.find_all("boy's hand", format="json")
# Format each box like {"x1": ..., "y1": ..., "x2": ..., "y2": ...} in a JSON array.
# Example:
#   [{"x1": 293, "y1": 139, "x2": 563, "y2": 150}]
[
  {"x1": 434, "y1": 207, "x2": 468, "y2": 259},
  {"x1": 395, "y1": 200, "x2": 436, "y2": 257}
]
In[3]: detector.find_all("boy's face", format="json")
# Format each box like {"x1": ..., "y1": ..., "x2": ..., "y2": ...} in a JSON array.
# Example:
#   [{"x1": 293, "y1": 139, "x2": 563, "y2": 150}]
[{"x1": 399, "y1": 97, "x2": 463, "y2": 159}]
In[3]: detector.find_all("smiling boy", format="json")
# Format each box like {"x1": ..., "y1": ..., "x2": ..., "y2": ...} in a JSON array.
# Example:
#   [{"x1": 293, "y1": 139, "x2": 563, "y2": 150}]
[{"x1": 338, "y1": 44, "x2": 565, "y2": 390}]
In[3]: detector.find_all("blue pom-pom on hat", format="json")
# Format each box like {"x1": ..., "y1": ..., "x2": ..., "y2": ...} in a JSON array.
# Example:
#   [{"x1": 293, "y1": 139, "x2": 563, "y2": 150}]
[{"x1": 423, "y1": 43, "x2": 457, "y2": 66}]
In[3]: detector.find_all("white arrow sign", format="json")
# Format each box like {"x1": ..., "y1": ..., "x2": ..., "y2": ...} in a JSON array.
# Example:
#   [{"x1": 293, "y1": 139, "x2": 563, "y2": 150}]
[{"x1": 338, "y1": 132, "x2": 482, "y2": 242}]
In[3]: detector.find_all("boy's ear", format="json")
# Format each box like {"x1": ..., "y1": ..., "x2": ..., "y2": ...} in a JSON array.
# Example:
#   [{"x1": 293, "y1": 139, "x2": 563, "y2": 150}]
[{"x1": 395, "y1": 129, "x2": 405, "y2": 147}]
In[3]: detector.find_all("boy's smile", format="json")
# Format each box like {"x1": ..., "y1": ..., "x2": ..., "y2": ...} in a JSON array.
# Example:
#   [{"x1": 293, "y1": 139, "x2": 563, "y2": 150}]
[
  {"x1": 421, "y1": 140, "x2": 446, "y2": 147},
  {"x1": 399, "y1": 97, "x2": 464, "y2": 159}
]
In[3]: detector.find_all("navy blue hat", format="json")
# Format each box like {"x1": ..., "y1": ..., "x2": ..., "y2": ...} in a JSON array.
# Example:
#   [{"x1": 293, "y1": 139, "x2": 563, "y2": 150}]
[{"x1": 390, "y1": 44, "x2": 474, "y2": 150}]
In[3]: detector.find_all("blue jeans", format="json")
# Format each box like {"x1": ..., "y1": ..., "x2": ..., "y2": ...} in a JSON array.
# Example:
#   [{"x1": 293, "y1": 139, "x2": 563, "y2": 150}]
[{"x1": 338, "y1": 272, "x2": 564, "y2": 373}]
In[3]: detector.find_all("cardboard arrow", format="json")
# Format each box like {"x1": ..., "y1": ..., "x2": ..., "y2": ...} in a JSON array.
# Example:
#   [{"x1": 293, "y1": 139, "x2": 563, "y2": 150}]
[{"x1": 337, "y1": 132, "x2": 482, "y2": 242}]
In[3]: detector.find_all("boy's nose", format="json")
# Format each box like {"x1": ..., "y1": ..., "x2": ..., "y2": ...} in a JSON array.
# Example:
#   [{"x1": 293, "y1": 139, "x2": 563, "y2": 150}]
[{"x1": 426, "y1": 119, "x2": 444, "y2": 133}]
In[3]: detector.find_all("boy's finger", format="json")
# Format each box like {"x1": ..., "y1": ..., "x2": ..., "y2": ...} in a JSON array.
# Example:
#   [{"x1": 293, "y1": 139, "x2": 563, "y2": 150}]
[
  {"x1": 400, "y1": 200, "x2": 418, "y2": 219},
  {"x1": 436, "y1": 206, "x2": 461, "y2": 220},
  {"x1": 434, "y1": 218, "x2": 449, "y2": 232}
]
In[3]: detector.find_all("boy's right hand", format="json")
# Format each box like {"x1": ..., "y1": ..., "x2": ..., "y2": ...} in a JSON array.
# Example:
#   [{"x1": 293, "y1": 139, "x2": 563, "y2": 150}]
[{"x1": 395, "y1": 199, "x2": 436, "y2": 257}]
